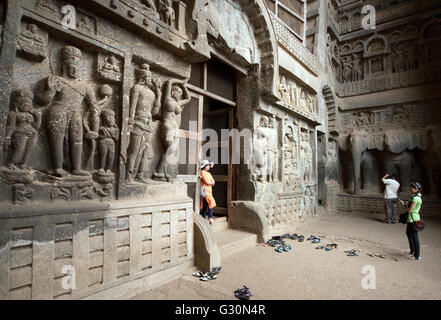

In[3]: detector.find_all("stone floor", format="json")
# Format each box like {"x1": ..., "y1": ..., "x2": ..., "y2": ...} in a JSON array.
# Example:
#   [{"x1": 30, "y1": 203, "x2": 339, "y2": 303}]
[{"x1": 131, "y1": 212, "x2": 441, "y2": 300}]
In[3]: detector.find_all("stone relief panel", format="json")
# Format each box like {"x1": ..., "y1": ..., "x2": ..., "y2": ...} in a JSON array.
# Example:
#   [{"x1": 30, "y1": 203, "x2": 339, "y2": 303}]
[
  {"x1": 278, "y1": 73, "x2": 318, "y2": 120},
  {"x1": 334, "y1": 17, "x2": 441, "y2": 96},
  {"x1": 338, "y1": 101, "x2": 441, "y2": 197},
  {"x1": 17, "y1": 23, "x2": 48, "y2": 62}
]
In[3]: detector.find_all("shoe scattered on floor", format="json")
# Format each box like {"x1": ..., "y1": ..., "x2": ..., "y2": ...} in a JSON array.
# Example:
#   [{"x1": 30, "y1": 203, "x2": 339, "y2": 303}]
[
  {"x1": 193, "y1": 266, "x2": 221, "y2": 281},
  {"x1": 290, "y1": 233, "x2": 298, "y2": 240},
  {"x1": 312, "y1": 238, "x2": 321, "y2": 243},
  {"x1": 325, "y1": 245, "x2": 333, "y2": 251},
  {"x1": 298, "y1": 235, "x2": 305, "y2": 242},
  {"x1": 316, "y1": 245, "x2": 324, "y2": 249},
  {"x1": 307, "y1": 235, "x2": 316, "y2": 241},
  {"x1": 345, "y1": 249, "x2": 359, "y2": 256},
  {"x1": 235, "y1": 285, "x2": 253, "y2": 300}
]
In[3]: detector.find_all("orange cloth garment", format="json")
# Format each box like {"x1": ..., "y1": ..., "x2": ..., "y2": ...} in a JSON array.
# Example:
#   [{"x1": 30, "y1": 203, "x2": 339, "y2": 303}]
[{"x1": 200, "y1": 170, "x2": 217, "y2": 209}]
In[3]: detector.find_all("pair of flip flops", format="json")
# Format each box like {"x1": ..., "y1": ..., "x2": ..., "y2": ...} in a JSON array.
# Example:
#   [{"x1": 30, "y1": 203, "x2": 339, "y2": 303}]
[
  {"x1": 235, "y1": 286, "x2": 253, "y2": 300},
  {"x1": 192, "y1": 266, "x2": 222, "y2": 281},
  {"x1": 266, "y1": 239, "x2": 286, "y2": 247},
  {"x1": 275, "y1": 244, "x2": 292, "y2": 253},
  {"x1": 345, "y1": 249, "x2": 359, "y2": 256}
]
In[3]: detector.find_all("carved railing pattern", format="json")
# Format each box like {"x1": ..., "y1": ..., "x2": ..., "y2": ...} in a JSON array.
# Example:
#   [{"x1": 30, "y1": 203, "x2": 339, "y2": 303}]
[
  {"x1": 335, "y1": 61, "x2": 441, "y2": 97},
  {"x1": 271, "y1": 13, "x2": 323, "y2": 76}
]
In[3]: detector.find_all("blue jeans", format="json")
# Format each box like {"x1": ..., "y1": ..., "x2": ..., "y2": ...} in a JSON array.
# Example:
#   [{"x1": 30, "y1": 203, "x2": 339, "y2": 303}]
[{"x1": 201, "y1": 198, "x2": 213, "y2": 219}]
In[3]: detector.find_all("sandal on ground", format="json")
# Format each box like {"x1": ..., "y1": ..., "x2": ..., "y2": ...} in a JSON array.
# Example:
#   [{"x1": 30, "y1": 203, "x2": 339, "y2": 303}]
[
  {"x1": 283, "y1": 244, "x2": 292, "y2": 252},
  {"x1": 298, "y1": 235, "x2": 305, "y2": 242},
  {"x1": 281, "y1": 234, "x2": 291, "y2": 239},
  {"x1": 325, "y1": 245, "x2": 333, "y2": 251},
  {"x1": 329, "y1": 243, "x2": 338, "y2": 249},
  {"x1": 307, "y1": 235, "x2": 316, "y2": 241},
  {"x1": 192, "y1": 271, "x2": 204, "y2": 277},
  {"x1": 235, "y1": 286, "x2": 253, "y2": 300},
  {"x1": 275, "y1": 246, "x2": 284, "y2": 253},
  {"x1": 290, "y1": 233, "x2": 298, "y2": 240},
  {"x1": 316, "y1": 245, "x2": 324, "y2": 249},
  {"x1": 312, "y1": 238, "x2": 321, "y2": 243}
]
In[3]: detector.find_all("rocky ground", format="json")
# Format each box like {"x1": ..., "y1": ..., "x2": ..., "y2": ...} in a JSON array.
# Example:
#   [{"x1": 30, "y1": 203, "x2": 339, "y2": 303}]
[{"x1": 132, "y1": 212, "x2": 441, "y2": 300}]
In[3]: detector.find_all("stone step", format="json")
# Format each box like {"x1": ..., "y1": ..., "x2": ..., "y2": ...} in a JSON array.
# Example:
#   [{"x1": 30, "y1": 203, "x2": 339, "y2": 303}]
[
  {"x1": 210, "y1": 217, "x2": 228, "y2": 232},
  {"x1": 214, "y1": 229, "x2": 257, "y2": 259}
]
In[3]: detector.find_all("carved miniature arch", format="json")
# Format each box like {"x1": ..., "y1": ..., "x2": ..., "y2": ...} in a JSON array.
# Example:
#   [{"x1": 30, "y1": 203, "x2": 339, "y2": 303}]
[
  {"x1": 187, "y1": 0, "x2": 279, "y2": 97},
  {"x1": 364, "y1": 34, "x2": 390, "y2": 57},
  {"x1": 353, "y1": 40, "x2": 364, "y2": 52},
  {"x1": 420, "y1": 18, "x2": 441, "y2": 41}
]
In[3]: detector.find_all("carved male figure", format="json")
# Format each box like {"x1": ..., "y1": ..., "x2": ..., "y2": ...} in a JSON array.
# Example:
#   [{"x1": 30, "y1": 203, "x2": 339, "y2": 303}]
[
  {"x1": 98, "y1": 109, "x2": 119, "y2": 174},
  {"x1": 153, "y1": 79, "x2": 191, "y2": 182},
  {"x1": 159, "y1": 0, "x2": 176, "y2": 27},
  {"x1": 4, "y1": 89, "x2": 42, "y2": 170},
  {"x1": 266, "y1": 116, "x2": 278, "y2": 182},
  {"x1": 352, "y1": 55, "x2": 363, "y2": 81},
  {"x1": 102, "y1": 55, "x2": 120, "y2": 74},
  {"x1": 300, "y1": 131, "x2": 313, "y2": 182},
  {"x1": 342, "y1": 56, "x2": 353, "y2": 83},
  {"x1": 253, "y1": 116, "x2": 269, "y2": 183},
  {"x1": 126, "y1": 63, "x2": 162, "y2": 184},
  {"x1": 39, "y1": 45, "x2": 97, "y2": 177}
]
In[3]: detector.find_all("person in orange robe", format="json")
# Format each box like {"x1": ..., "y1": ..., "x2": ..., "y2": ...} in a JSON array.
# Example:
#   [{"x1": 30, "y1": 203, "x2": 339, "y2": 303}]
[{"x1": 200, "y1": 160, "x2": 216, "y2": 224}]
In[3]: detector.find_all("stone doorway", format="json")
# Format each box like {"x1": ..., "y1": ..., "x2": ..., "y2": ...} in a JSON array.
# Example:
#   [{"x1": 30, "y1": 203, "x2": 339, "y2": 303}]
[{"x1": 184, "y1": 57, "x2": 238, "y2": 219}]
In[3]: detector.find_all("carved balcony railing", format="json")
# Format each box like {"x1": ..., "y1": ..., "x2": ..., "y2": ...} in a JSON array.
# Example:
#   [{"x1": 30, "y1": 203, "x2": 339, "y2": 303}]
[
  {"x1": 335, "y1": 61, "x2": 441, "y2": 97},
  {"x1": 338, "y1": 0, "x2": 441, "y2": 34},
  {"x1": 271, "y1": 13, "x2": 323, "y2": 76}
]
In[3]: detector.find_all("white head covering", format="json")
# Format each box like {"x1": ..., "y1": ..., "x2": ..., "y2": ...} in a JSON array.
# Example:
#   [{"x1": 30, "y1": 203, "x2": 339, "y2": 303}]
[{"x1": 200, "y1": 160, "x2": 214, "y2": 169}]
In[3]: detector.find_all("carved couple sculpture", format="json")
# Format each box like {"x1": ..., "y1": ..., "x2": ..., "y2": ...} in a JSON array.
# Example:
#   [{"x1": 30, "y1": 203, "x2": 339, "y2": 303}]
[{"x1": 126, "y1": 63, "x2": 190, "y2": 184}]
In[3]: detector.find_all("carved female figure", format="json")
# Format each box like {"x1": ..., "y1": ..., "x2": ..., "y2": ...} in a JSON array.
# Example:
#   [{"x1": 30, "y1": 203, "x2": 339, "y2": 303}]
[
  {"x1": 98, "y1": 109, "x2": 119, "y2": 174},
  {"x1": 4, "y1": 89, "x2": 42, "y2": 170},
  {"x1": 253, "y1": 116, "x2": 269, "y2": 183},
  {"x1": 153, "y1": 79, "x2": 191, "y2": 182}
]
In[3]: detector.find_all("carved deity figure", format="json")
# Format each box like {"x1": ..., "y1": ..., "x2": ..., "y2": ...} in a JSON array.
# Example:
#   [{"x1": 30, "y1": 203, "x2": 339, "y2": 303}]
[
  {"x1": 341, "y1": 56, "x2": 353, "y2": 83},
  {"x1": 39, "y1": 45, "x2": 97, "y2": 177},
  {"x1": 4, "y1": 89, "x2": 42, "y2": 170},
  {"x1": 153, "y1": 79, "x2": 191, "y2": 182},
  {"x1": 98, "y1": 109, "x2": 119, "y2": 174},
  {"x1": 102, "y1": 55, "x2": 120, "y2": 74},
  {"x1": 159, "y1": 0, "x2": 175, "y2": 27},
  {"x1": 392, "y1": 43, "x2": 406, "y2": 73},
  {"x1": 299, "y1": 89, "x2": 308, "y2": 112},
  {"x1": 17, "y1": 24, "x2": 47, "y2": 61},
  {"x1": 300, "y1": 131, "x2": 313, "y2": 182},
  {"x1": 141, "y1": 0, "x2": 157, "y2": 12},
  {"x1": 83, "y1": 85, "x2": 114, "y2": 170},
  {"x1": 266, "y1": 116, "x2": 278, "y2": 182},
  {"x1": 77, "y1": 16, "x2": 94, "y2": 33},
  {"x1": 283, "y1": 124, "x2": 298, "y2": 189},
  {"x1": 36, "y1": 0, "x2": 58, "y2": 14},
  {"x1": 352, "y1": 55, "x2": 363, "y2": 81},
  {"x1": 326, "y1": 139, "x2": 338, "y2": 182},
  {"x1": 278, "y1": 76, "x2": 289, "y2": 103},
  {"x1": 253, "y1": 116, "x2": 270, "y2": 183},
  {"x1": 126, "y1": 63, "x2": 162, "y2": 184}
]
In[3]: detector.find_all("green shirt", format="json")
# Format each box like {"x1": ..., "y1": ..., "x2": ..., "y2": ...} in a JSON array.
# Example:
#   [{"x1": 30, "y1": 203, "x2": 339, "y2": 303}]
[{"x1": 408, "y1": 194, "x2": 422, "y2": 223}]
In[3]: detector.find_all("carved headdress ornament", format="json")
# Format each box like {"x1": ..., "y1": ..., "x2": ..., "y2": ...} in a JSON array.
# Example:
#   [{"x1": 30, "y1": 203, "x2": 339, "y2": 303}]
[{"x1": 61, "y1": 46, "x2": 82, "y2": 64}]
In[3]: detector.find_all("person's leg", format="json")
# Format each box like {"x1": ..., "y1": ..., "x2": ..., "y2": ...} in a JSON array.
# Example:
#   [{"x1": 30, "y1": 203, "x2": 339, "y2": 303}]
[
  {"x1": 208, "y1": 208, "x2": 214, "y2": 224},
  {"x1": 412, "y1": 230, "x2": 420, "y2": 259},
  {"x1": 385, "y1": 199, "x2": 392, "y2": 223},
  {"x1": 391, "y1": 198, "x2": 398, "y2": 223},
  {"x1": 201, "y1": 198, "x2": 208, "y2": 219},
  {"x1": 406, "y1": 223, "x2": 415, "y2": 255}
]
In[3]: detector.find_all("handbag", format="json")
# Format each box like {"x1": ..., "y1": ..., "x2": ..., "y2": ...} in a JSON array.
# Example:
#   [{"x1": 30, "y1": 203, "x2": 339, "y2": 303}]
[
  {"x1": 399, "y1": 212, "x2": 407, "y2": 224},
  {"x1": 200, "y1": 184, "x2": 207, "y2": 198}
]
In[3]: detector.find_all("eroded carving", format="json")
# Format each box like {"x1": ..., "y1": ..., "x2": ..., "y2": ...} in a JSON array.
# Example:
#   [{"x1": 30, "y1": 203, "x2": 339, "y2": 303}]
[
  {"x1": 17, "y1": 23, "x2": 47, "y2": 62},
  {"x1": 159, "y1": 0, "x2": 175, "y2": 27},
  {"x1": 153, "y1": 79, "x2": 190, "y2": 182},
  {"x1": 126, "y1": 63, "x2": 162, "y2": 184}
]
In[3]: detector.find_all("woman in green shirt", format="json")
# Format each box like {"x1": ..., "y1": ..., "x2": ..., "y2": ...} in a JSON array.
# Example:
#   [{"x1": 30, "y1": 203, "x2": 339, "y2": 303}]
[{"x1": 399, "y1": 182, "x2": 422, "y2": 260}]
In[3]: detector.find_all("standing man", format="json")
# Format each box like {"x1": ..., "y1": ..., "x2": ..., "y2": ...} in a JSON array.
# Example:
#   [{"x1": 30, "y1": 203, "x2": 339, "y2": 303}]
[{"x1": 382, "y1": 173, "x2": 400, "y2": 223}]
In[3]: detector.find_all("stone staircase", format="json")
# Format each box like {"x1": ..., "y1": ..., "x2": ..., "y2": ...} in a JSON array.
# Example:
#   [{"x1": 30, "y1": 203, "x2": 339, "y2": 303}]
[{"x1": 210, "y1": 216, "x2": 257, "y2": 259}]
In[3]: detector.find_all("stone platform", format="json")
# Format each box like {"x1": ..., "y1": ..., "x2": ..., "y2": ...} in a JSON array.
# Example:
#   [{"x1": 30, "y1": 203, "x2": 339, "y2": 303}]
[{"x1": 0, "y1": 183, "x2": 193, "y2": 300}]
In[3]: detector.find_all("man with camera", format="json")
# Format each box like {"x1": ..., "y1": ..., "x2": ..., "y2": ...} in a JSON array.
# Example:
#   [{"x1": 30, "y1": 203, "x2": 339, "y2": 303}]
[{"x1": 382, "y1": 173, "x2": 400, "y2": 224}]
